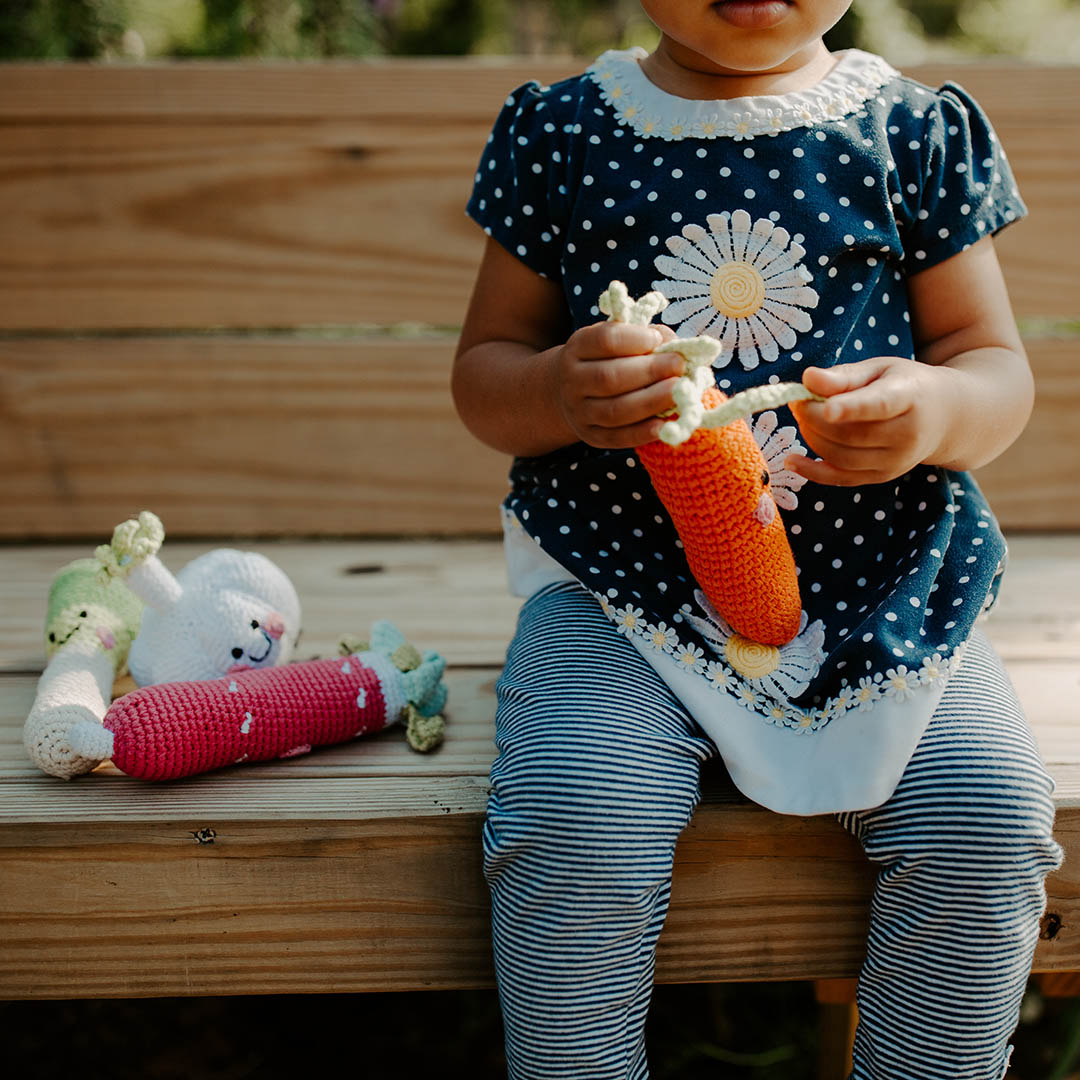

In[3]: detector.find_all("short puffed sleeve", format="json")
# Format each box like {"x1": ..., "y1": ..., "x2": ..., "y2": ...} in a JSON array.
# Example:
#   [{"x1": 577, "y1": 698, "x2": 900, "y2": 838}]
[
  {"x1": 899, "y1": 82, "x2": 1027, "y2": 272},
  {"x1": 466, "y1": 82, "x2": 567, "y2": 280}
]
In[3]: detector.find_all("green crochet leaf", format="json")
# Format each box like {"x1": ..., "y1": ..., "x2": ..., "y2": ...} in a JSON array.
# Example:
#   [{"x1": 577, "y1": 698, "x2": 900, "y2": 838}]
[
  {"x1": 95, "y1": 510, "x2": 164, "y2": 580},
  {"x1": 338, "y1": 633, "x2": 369, "y2": 656},
  {"x1": 404, "y1": 705, "x2": 445, "y2": 753},
  {"x1": 390, "y1": 643, "x2": 422, "y2": 672}
]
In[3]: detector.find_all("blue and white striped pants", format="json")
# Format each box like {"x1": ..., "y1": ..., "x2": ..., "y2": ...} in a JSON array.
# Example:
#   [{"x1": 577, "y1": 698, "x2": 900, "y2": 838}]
[{"x1": 484, "y1": 582, "x2": 1064, "y2": 1080}]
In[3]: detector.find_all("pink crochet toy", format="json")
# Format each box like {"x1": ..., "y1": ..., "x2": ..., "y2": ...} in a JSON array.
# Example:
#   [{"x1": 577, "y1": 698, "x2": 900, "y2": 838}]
[{"x1": 67, "y1": 622, "x2": 447, "y2": 781}]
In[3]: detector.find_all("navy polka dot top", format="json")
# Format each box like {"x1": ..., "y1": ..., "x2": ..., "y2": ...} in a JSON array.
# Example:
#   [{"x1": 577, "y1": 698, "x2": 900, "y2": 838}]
[{"x1": 464, "y1": 47, "x2": 1027, "y2": 780}]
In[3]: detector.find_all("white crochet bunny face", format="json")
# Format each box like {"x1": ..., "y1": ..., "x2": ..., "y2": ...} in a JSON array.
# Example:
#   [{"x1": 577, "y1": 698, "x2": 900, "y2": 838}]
[{"x1": 127, "y1": 549, "x2": 301, "y2": 686}]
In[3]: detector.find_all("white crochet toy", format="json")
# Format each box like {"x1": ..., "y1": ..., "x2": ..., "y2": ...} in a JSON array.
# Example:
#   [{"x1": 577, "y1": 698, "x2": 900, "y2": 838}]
[
  {"x1": 24, "y1": 511, "x2": 303, "y2": 779},
  {"x1": 96, "y1": 511, "x2": 302, "y2": 686}
]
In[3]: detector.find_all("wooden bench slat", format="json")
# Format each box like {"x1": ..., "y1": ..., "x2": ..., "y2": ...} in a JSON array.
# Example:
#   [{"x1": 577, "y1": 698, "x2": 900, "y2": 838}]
[
  {"x1": 2, "y1": 799, "x2": 1077, "y2": 998},
  {"x1": 966, "y1": 531, "x2": 1080, "y2": 657},
  {"x1": 0, "y1": 62, "x2": 1077, "y2": 329},
  {"x1": 0, "y1": 766, "x2": 494, "y2": 822},
  {"x1": 0, "y1": 338, "x2": 454, "y2": 539},
  {"x1": 973, "y1": 339, "x2": 1080, "y2": 530},
  {"x1": 2, "y1": 338, "x2": 1077, "y2": 538},
  {"x1": 1, "y1": 536, "x2": 1077, "y2": 672},
  {"x1": 0, "y1": 338, "x2": 511, "y2": 539},
  {"x1": 0, "y1": 59, "x2": 588, "y2": 120},
  {"x1": 0, "y1": 816, "x2": 496, "y2": 998},
  {"x1": 3, "y1": 656, "x2": 1079, "y2": 809},
  {"x1": 0, "y1": 539, "x2": 526, "y2": 670},
  {"x1": 1, "y1": 529, "x2": 1077, "y2": 998},
  {"x1": 0, "y1": 665, "x2": 498, "y2": 786},
  {"x1": 1, "y1": 60, "x2": 1075, "y2": 122}
]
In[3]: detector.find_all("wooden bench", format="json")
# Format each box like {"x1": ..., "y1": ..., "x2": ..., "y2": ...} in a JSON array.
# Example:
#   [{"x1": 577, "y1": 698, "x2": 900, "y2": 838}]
[{"x1": 1, "y1": 58, "x2": 1078, "y2": 1041}]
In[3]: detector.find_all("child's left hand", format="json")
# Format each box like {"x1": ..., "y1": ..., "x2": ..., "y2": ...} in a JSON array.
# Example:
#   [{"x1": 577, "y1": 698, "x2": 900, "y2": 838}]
[{"x1": 785, "y1": 357, "x2": 949, "y2": 486}]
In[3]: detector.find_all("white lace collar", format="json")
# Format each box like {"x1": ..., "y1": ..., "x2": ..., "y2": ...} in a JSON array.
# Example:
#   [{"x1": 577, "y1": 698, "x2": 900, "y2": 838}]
[{"x1": 586, "y1": 47, "x2": 898, "y2": 141}]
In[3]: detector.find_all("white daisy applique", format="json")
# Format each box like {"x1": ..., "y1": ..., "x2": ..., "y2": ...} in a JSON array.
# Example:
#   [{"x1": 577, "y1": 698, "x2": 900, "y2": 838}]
[
  {"x1": 652, "y1": 209, "x2": 819, "y2": 370},
  {"x1": 751, "y1": 411, "x2": 809, "y2": 512},
  {"x1": 644, "y1": 621, "x2": 678, "y2": 654},
  {"x1": 882, "y1": 665, "x2": 919, "y2": 702},
  {"x1": 685, "y1": 589, "x2": 825, "y2": 701}
]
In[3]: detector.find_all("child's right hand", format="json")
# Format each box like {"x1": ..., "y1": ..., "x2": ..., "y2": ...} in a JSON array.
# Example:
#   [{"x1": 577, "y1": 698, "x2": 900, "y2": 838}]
[{"x1": 552, "y1": 321, "x2": 684, "y2": 449}]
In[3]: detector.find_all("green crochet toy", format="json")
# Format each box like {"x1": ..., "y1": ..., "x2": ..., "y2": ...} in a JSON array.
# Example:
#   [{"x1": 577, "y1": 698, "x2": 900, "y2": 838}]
[{"x1": 23, "y1": 559, "x2": 143, "y2": 778}]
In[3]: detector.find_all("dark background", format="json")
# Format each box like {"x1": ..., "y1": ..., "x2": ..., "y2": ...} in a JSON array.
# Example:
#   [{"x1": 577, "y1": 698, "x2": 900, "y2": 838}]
[{"x1": 4, "y1": 978, "x2": 1078, "y2": 1078}]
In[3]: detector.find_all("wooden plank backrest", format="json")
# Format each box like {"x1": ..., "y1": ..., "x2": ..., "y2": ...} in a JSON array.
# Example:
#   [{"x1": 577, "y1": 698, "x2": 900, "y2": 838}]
[{"x1": 1, "y1": 61, "x2": 1077, "y2": 537}]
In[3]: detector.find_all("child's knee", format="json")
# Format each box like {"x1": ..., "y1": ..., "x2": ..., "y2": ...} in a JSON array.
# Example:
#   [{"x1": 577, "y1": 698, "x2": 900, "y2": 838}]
[
  {"x1": 485, "y1": 734, "x2": 698, "y2": 847},
  {"x1": 482, "y1": 727, "x2": 699, "y2": 894},
  {"x1": 858, "y1": 755, "x2": 1063, "y2": 880}
]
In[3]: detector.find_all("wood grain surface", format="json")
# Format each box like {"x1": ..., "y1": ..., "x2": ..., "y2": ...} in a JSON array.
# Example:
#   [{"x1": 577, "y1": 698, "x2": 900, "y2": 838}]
[
  {"x1": 1, "y1": 671, "x2": 1077, "y2": 997},
  {"x1": 1, "y1": 57, "x2": 1078, "y2": 1000},
  {"x1": 0, "y1": 337, "x2": 510, "y2": 538},
  {"x1": 2, "y1": 536, "x2": 1076, "y2": 671},
  {"x1": 0, "y1": 62, "x2": 1077, "y2": 329},
  {"x1": 1, "y1": 534, "x2": 1077, "y2": 995},
  {"x1": 1, "y1": 337, "x2": 1075, "y2": 538}
]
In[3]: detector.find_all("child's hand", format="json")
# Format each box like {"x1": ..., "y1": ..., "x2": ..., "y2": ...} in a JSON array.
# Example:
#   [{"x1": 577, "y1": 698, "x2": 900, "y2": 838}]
[
  {"x1": 553, "y1": 321, "x2": 683, "y2": 448},
  {"x1": 785, "y1": 358, "x2": 948, "y2": 486}
]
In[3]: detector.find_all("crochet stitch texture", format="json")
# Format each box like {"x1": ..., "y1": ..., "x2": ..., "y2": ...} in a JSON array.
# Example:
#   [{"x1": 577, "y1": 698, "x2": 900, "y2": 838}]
[
  {"x1": 637, "y1": 385, "x2": 803, "y2": 646},
  {"x1": 68, "y1": 624, "x2": 449, "y2": 780},
  {"x1": 96, "y1": 654, "x2": 393, "y2": 780},
  {"x1": 604, "y1": 280, "x2": 813, "y2": 645},
  {"x1": 23, "y1": 560, "x2": 143, "y2": 779}
]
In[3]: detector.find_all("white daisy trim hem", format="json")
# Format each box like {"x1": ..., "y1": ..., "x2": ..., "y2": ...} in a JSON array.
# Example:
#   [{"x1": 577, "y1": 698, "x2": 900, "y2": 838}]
[
  {"x1": 587, "y1": 47, "x2": 899, "y2": 142},
  {"x1": 592, "y1": 589, "x2": 966, "y2": 736}
]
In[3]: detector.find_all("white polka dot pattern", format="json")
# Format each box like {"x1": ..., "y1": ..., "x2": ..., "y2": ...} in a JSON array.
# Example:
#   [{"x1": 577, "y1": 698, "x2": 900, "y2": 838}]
[{"x1": 465, "y1": 54, "x2": 1019, "y2": 737}]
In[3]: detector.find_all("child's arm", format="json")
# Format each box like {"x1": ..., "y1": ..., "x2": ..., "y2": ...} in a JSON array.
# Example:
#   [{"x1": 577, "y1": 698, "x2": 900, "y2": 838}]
[
  {"x1": 453, "y1": 237, "x2": 683, "y2": 457},
  {"x1": 786, "y1": 236, "x2": 1033, "y2": 486}
]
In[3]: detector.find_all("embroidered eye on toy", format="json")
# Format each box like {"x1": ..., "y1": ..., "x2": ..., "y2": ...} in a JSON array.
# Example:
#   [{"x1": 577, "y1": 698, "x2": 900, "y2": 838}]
[{"x1": 600, "y1": 280, "x2": 822, "y2": 646}]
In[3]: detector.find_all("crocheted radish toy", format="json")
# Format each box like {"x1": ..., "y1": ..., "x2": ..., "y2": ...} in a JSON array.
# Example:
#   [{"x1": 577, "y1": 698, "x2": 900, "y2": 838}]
[
  {"x1": 23, "y1": 559, "x2": 143, "y2": 779},
  {"x1": 600, "y1": 281, "x2": 822, "y2": 647},
  {"x1": 96, "y1": 511, "x2": 301, "y2": 685},
  {"x1": 67, "y1": 622, "x2": 448, "y2": 780}
]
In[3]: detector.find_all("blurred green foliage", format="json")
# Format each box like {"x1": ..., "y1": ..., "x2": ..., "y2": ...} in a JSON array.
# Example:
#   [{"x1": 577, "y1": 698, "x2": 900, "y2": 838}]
[{"x1": 2, "y1": 0, "x2": 1080, "y2": 62}]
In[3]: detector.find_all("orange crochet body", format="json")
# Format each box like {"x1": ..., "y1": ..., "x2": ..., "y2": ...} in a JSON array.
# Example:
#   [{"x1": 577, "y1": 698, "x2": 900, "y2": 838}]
[{"x1": 636, "y1": 387, "x2": 802, "y2": 646}]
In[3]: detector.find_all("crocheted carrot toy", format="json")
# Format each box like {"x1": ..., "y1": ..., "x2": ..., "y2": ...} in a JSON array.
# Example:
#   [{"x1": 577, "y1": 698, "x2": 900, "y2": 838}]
[
  {"x1": 599, "y1": 281, "x2": 821, "y2": 646},
  {"x1": 67, "y1": 622, "x2": 447, "y2": 781}
]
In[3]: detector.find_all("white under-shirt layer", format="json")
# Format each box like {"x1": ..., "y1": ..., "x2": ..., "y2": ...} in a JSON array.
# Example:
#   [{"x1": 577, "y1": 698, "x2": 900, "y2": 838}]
[{"x1": 503, "y1": 518, "x2": 947, "y2": 816}]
